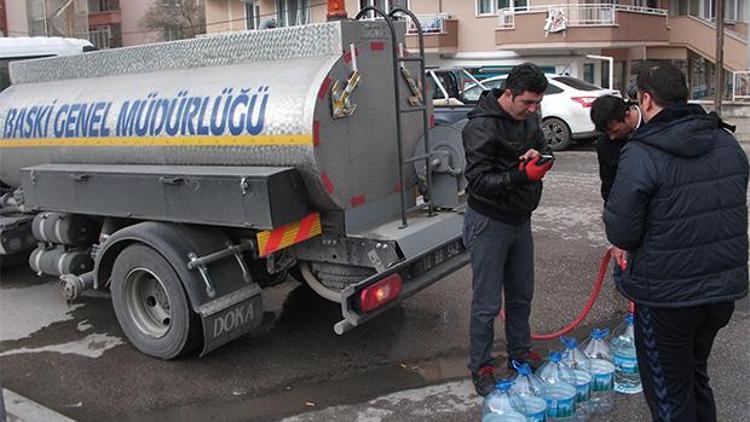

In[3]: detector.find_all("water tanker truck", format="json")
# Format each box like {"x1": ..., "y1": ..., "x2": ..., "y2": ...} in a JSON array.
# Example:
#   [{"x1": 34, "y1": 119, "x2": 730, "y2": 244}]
[{"x1": 0, "y1": 8, "x2": 469, "y2": 359}]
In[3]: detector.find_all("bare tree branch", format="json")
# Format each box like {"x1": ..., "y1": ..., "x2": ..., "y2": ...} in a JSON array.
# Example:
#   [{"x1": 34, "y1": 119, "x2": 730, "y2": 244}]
[{"x1": 141, "y1": 0, "x2": 206, "y2": 41}]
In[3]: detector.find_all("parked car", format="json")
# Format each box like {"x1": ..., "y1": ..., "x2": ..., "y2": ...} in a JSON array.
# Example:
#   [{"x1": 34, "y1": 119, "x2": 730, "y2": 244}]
[
  {"x1": 427, "y1": 67, "x2": 483, "y2": 125},
  {"x1": 430, "y1": 71, "x2": 620, "y2": 151}
]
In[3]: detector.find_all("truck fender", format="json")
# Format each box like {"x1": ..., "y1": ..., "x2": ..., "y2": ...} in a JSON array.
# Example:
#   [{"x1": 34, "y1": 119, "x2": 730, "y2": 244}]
[{"x1": 95, "y1": 221, "x2": 262, "y2": 355}]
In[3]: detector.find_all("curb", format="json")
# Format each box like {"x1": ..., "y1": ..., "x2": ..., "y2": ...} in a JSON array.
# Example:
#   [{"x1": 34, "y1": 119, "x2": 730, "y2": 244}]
[{"x1": 0, "y1": 388, "x2": 76, "y2": 422}]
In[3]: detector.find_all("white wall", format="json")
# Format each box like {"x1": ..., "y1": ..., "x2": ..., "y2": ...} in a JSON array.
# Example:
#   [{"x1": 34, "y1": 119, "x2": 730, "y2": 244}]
[
  {"x1": 6, "y1": 0, "x2": 30, "y2": 37},
  {"x1": 121, "y1": 0, "x2": 161, "y2": 46}
]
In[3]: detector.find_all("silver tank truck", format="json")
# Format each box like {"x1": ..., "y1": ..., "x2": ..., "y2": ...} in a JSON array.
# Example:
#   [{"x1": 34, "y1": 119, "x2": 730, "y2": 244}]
[{"x1": 0, "y1": 13, "x2": 469, "y2": 359}]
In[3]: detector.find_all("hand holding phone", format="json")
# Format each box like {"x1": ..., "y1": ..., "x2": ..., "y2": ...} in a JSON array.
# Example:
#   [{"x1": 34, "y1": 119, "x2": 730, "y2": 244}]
[
  {"x1": 520, "y1": 155, "x2": 554, "y2": 182},
  {"x1": 536, "y1": 153, "x2": 555, "y2": 165}
]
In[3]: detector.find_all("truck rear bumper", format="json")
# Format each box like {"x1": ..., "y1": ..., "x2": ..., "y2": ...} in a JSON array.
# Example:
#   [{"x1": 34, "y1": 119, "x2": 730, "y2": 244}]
[{"x1": 334, "y1": 235, "x2": 469, "y2": 335}]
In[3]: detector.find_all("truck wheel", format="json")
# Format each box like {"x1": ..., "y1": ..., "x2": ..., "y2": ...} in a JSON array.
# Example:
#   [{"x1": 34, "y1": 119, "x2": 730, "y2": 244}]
[
  {"x1": 542, "y1": 117, "x2": 572, "y2": 151},
  {"x1": 110, "y1": 243, "x2": 201, "y2": 359}
]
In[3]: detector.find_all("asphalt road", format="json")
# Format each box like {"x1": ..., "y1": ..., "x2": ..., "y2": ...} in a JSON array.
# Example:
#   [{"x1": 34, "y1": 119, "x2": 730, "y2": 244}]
[{"x1": 1, "y1": 144, "x2": 748, "y2": 422}]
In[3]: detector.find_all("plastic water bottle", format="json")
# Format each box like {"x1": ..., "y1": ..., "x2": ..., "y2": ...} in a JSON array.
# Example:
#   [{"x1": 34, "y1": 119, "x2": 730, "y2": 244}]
[
  {"x1": 560, "y1": 337, "x2": 592, "y2": 420},
  {"x1": 482, "y1": 379, "x2": 528, "y2": 422},
  {"x1": 538, "y1": 351, "x2": 578, "y2": 421},
  {"x1": 510, "y1": 361, "x2": 548, "y2": 422},
  {"x1": 611, "y1": 314, "x2": 643, "y2": 394},
  {"x1": 581, "y1": 328, "x2": 615, "y2": 413}
]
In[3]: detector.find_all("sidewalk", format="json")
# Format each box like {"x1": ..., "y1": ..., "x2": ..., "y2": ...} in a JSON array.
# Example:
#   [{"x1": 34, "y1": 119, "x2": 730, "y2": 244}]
[
  {"x1": 281, "y1": 308, "x2": 749, "y2": 422},
  {"x1": 0, "y1": 388, "x2": 76, "y2": 422}
]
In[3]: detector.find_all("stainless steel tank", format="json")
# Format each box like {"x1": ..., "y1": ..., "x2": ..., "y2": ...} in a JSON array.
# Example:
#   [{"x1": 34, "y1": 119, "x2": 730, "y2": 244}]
[{"x1": 0, "y1": 21, "x2": 425, "y2": 211}]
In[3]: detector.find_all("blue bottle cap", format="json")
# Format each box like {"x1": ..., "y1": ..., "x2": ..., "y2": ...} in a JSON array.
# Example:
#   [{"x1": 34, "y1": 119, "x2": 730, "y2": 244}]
[
  {"x1": 560, "y1": 336, "x2": 577, "y2": 349},
  {"x1": 625, "y1": 313, "x2": 634, "y2": 325},
  {"x1": 591, "y1": 328, "x2": 609, "y2": 340},
  {"x1": 548, "y1": 350, "x2": 562, "y2": 363},
  {"x1": 512, "y1": 360, "x2": 532, "y2": 376},
  {"x1": 495, "y1": 379, "x2": 514, "y2": 391}
]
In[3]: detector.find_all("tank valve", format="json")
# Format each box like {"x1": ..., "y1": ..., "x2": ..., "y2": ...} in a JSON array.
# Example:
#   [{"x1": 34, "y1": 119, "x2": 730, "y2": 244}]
[{"x1": 60, "y1": 271, "x2": 94, "y2": 303}]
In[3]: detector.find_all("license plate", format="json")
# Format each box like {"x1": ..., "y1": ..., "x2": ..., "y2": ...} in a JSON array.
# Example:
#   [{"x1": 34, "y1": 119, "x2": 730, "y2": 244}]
[{"x1": 407, "y1": 239, "x2": 465, "y2": 278}]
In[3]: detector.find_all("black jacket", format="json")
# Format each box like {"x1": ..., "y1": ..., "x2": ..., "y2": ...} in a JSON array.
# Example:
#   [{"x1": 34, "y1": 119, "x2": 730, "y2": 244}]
[
  {"x1": 604, "y1": 104, "x2": 749, "y2": 308},
  {"x1": 595, "y1": 134, "x2": 628, "y2": 202},
  {"x1": 462, "y1": 89, "x2": 551, "y2": 225}
]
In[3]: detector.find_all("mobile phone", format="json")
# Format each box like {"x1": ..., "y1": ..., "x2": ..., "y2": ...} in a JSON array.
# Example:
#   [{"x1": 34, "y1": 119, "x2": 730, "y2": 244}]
[{"x1": 537, "y1": 154, "x2": 555, "y2": 165}]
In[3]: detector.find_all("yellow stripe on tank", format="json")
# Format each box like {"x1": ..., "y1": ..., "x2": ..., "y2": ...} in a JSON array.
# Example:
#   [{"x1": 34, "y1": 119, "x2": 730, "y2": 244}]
[{"x1": 0, "y1": 134, "x2": 313, "y2": 148}]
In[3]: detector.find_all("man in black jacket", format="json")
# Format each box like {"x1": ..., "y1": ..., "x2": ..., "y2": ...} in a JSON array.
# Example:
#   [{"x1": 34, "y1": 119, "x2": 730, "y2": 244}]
[
  {"x1": 604, "y1": 62, "x2": 748, "y2": 422},
  {"x1": 590, "y1": 95, "x2": 642, "y2": 269},
  {"x1": 462, "y1": 63, "x2": 553, "y2": 396}
]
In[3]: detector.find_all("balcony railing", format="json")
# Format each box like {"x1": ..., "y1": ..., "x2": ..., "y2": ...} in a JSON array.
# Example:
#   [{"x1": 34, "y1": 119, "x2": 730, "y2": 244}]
[
  {"x1": 733, "y1": 71, "x2": 750, "y2": 102},
  {"x1": 88, "y1": 27, "x2": 111, "y2": 49},
  {"x1": 497, "y1": 4, "x2": 668, "y2": 29},
  {"x1": 406, "y1": 13, "x2": 451, "y2": 35}
]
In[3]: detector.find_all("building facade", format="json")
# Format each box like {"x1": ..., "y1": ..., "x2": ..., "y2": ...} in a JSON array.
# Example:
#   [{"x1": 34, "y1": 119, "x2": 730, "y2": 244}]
[
  {"x1": 3, "y1": 0, "x2": 206, "y2": 49},
  {"x1": 203, "y1": 0, "x2": 748, "y2": 99},
  {"x1": 2, "y1": 0, "x2": 746, "y2": 98},
  {"x1": 4, "y1": 0, "x2": 89, "y2": 39}
]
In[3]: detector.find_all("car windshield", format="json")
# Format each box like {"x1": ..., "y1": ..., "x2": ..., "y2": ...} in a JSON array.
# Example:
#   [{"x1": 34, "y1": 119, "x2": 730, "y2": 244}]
[
  {"x1": 552, "y1": 76, "x2": 602, "y2": 91},
  {"x1": 461, "y1": 79, "x2": 504, "y2": 103},
  {"x1": 462, "y1": 77, "x2": 566, "y2": 103}
]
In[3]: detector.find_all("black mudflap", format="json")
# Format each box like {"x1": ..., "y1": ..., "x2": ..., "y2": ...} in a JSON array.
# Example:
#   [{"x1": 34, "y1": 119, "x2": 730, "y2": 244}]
[{"x1": 197, "y1": 283, "x2": 263, "y2": 356}]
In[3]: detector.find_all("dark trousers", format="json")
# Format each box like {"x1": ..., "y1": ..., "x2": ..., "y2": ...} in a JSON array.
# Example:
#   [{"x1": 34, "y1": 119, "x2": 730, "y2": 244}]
[
  {"x1": 463, "y1": 206, "x2": 534, "y2": 373},
  {"x1": 634, "y1": 302, "x2": 734, "y2": 422}
]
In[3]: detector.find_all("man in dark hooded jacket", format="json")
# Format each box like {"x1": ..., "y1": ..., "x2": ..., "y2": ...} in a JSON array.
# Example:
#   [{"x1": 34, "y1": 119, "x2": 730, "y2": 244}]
[
  {"x1": 604, "y1": 62, "x2": 748, "y2": 422},
  {"x1": 461, "y1": 63, "x2": 553, "y2": 396}
]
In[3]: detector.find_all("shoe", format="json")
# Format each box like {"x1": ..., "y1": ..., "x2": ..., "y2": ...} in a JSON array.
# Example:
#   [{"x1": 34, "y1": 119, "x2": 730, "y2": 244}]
[
  {"x1": 472, "y1": 365, "x2": 496, "y2": 397},
  {"x1": 508, "y1": 349, "x2": 544, "y2": 372}
]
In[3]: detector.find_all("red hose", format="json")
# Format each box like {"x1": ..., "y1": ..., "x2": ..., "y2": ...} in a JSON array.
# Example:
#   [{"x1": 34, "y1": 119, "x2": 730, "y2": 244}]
[{"x1": 500, "y1": 247, "x2": 614, "y2": 340}]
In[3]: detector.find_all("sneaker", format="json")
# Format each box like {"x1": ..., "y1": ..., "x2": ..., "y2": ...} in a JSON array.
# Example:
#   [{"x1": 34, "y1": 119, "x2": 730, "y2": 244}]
[
  {"x1": 508, "y1": 349, "x2": 544, "y2": 372},
  {"x1": 472, "y1": 365, "x2": 496, "y2": 397}
]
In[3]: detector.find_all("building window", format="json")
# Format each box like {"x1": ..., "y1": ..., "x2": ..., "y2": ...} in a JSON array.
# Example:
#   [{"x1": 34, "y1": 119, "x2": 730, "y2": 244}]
[
  {"x1": 584, "y1": 63, "x2": 595, "y2": 84},
  {"x1": 359, "y1": 0, "x2": 410, "y2": 18},
  {"x1": 164, "y1": 24, "x2": 183, "y2": 40},
  {"x1": 89, "y1": 0, "x2": 120, "y2": 13},
  {"x1": 276, "y1": 0, "x2": 310, "y2": 27},
  {"x1": 477, "y1": 0, "x2": 527, "y2": 15},
  {"x1": 477, "y1": 0, "x2": 494, "y2": 15},
  {"x1": 513, "y1": 0, "x2": 528, "y2": 12},
  {"x1": 245, "y1": 0, "x2": 260, "y2": 30},
  {"x1": 724, "y1": 0, "x2": 736, "y2": 21},
  {"x1": 633, "y1": 0, "x2": 658, "y2": 7}
]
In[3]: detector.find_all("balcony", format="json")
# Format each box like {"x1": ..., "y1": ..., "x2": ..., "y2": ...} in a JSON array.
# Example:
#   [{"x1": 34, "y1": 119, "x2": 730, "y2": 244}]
[
  {"x1": 495, "y1": 4, "x2": 669, "y2": 50},
  {"x1": 88, "y1": 0, "x2": 121, "y2": 27},
  {"x1": 87, "y1": 26, "x2": 122, "y2": 49},
  {"x1": 669, "y1": 16, "x2": 748, "y2": 72},
  {"x1": 405, "y1": 14, "x2": 458, "y2": 54}
]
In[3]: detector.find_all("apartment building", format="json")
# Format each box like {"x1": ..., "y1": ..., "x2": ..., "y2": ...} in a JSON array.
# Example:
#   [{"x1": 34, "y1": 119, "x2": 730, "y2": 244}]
[
  {"x1": 2, "y1": 0, "x2": 745, "y2": 98},
  {"x1": 3, "y1": 0, "x2": 205, "y2": 49},
  {"x1": 204, "y1": 0, "x2": 748, "y2": 99},
  {"x1": 4, "y1": 0, "x2": 89, "y2": 39}
]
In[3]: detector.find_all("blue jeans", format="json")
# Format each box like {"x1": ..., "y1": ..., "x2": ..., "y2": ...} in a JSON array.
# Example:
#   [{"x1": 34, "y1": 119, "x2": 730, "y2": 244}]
[{"x1": 463, "y1": 206, "x2": 534, "y2": 373}]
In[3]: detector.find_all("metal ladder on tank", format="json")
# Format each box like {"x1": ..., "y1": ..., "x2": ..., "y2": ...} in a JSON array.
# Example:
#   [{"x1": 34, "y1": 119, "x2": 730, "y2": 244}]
[{"x1": 355, "y1": 7, "x2": 433, "y2": 229}]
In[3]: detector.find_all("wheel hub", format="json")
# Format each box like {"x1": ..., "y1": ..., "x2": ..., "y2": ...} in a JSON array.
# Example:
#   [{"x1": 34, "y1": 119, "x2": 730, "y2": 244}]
[{"x1": 125, "y1": 268, "x2": 172, "y2": 338}]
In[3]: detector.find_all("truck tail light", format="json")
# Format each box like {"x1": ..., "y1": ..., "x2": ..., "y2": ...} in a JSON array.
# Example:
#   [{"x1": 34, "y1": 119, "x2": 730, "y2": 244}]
[
  {"x1": 571, "y1": 96, "x2": 597, "y2": 108},
  {"x1": 359, "y1": 274, "x2": 403, "y2": 312}
]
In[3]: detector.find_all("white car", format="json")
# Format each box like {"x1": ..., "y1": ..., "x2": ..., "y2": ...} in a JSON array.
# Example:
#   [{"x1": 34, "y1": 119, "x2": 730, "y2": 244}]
[{"x1": 461, "y1": 75, "x2": 620, "y2": 150}]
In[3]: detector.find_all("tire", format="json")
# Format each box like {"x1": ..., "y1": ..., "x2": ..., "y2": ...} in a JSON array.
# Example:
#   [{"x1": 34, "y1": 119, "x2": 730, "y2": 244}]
[
  {"x1": 309, "y1": 262, "x2": 375, "y2": 290},
  {"x1": 110, "y1": 243, "x2": 201, "y2": 359},
  {"x1": 542, "y1": 117, "x2": 572, "y2": 151}
]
